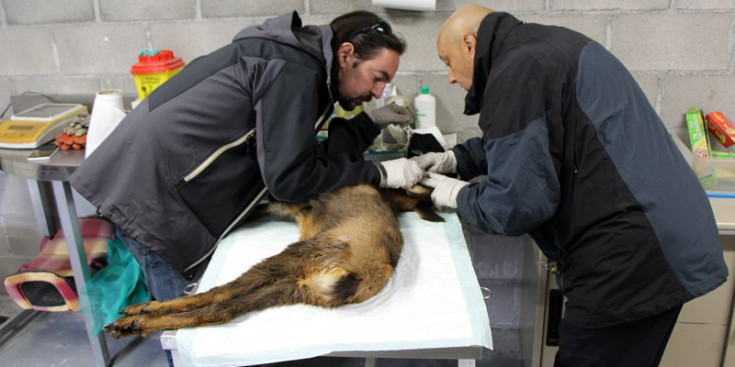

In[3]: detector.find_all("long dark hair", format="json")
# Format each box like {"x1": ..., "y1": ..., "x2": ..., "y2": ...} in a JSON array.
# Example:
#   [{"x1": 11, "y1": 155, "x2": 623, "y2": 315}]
[{"x1": 330, "y1": 11, "x2": 406, "y2": 60}]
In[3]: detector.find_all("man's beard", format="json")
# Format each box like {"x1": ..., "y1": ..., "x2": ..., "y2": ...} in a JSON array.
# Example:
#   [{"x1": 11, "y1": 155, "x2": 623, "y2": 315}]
[
  {"x1": 336, "y1": 94, "x2": 356, "y2": 111},
  {"x1": 331, "y1": 63, "x2": 354, "y2": 111},
  {"x1": 336, "y1": 90, "x2": 373, "y2": 111},
  {"x1": 334, "y1": 78, "x2": 364, "y2": 111},
  {"x1": 332, "y1": 61, "x2": 370, "y2": 111}
]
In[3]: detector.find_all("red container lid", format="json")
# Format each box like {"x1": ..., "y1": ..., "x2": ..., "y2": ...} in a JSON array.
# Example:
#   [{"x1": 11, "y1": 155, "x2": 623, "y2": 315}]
[{"x1": 131, "y1": 49, "x2": 185, "y2": 75}]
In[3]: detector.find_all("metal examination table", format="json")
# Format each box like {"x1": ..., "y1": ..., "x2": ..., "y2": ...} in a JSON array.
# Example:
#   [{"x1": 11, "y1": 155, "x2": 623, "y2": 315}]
[
  {"x1": 161, "y1": 212, "x2": 493, "y2": 367},
  {"x1": 0, "y1": 146, "x2": 493, "y2": 367}
]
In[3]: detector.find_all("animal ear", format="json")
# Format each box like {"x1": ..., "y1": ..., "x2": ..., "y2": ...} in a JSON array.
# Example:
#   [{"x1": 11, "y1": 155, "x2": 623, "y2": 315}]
[
  {"x1": 379, "y1": 187, "x2": 445, "y2": 222},
  {"x1": 404, "y1": 185, "x2": 444, "y2": 222},
  {"x1": 415, "y1": 205, "x2": 445, "y2": 222}
]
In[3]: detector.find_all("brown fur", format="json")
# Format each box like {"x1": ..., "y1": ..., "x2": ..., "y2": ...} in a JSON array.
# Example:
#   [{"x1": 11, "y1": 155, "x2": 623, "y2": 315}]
[{"x1": 105, "y1": 184, "x2": 442, "y2": 338}]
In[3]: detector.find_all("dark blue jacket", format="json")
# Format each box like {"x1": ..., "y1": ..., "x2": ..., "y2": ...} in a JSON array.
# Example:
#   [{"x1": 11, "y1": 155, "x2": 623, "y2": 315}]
[{"x1": 452, "y1": 12, "x2": 727, "y2": 327}]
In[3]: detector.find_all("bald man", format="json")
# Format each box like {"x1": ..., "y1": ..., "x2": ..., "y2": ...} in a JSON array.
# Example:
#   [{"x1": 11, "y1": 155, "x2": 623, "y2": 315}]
[{"x1": 413, "y1": 4, "x2": 727, "y2": 367}]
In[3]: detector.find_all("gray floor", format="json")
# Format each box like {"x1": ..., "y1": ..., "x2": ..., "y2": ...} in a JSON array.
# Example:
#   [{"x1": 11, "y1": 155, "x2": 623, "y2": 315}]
[{"x1": 0, "y1": 295, "x2": 168, "y2": 367}]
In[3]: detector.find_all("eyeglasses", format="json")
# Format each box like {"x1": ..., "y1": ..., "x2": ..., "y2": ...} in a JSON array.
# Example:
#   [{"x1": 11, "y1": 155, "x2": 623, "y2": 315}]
[{"x1": 356, "y1": 21, "x2": 392, "y2": 36}]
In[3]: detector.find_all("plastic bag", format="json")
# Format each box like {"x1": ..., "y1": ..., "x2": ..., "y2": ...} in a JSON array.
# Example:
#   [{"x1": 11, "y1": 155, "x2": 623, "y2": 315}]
[{"x1": 87, "y1": 237, "x2": 150, "y2": 335}]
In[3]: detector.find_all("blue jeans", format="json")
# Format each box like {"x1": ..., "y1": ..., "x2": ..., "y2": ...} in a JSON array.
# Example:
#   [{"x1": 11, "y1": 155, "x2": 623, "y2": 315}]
[
  {"x1": 116, "y1": 228, "x2": 203, "y2": 301},
  {"x1": 117, "y1": 228, "x2": 207, "y2": 367}
]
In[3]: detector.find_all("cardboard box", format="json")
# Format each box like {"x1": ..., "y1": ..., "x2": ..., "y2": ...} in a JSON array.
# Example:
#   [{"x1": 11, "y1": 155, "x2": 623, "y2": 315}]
[
  {"x1": 705, "y1": 111, "x2": 735, "y2": 150},
  {"x1": 685, "y1": 107, "x2": 710, "y2": 158}
]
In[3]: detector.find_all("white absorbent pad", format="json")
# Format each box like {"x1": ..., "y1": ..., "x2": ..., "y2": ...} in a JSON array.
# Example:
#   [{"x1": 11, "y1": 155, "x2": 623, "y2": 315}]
[{"x1": 174, "y1": 212, "x2": 492, "y2": 366}]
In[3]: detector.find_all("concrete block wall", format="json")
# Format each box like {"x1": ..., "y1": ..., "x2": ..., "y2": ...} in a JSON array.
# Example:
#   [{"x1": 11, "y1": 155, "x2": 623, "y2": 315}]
[{"x1": 0, "y1": 1, "x2": 733, "y2": 287}]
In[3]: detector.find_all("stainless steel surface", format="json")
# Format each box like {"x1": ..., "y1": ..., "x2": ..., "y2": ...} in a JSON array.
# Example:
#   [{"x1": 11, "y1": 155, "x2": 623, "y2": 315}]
[
  {"x1": 0, "y1": 146, "x2": 84, "y2": 181},
  {"x1": 329, "y1": 348, "x2": 483, "y2": 360}
]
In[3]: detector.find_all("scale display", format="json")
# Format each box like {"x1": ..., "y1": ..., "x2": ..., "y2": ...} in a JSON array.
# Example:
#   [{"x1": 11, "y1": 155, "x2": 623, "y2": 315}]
[{"x1": 0, "y1": 103, "x2": 87, "y2": 149}]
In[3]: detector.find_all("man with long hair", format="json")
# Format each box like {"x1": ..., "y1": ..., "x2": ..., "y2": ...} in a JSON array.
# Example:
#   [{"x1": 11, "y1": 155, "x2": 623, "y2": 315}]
[{"x1": 72, "y1": 11, "x2": 423, "y2": 301}]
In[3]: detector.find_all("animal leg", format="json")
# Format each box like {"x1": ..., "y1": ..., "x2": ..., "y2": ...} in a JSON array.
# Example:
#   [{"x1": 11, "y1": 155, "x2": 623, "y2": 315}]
[
  {"x1": 120, "y1": 282, "x2": 241, "y2": 317},
  {"x1": 118, "y1": 238, "x2": 318, "y2": 318},
  {"x1": 107, "y1": 263, "x2": 370, "y2": 338},
  {"x1": 107, "y1": 303, "x2": 244, "y2": 338},
  {"x1": 120, "y1": 255, "x2": 299, "y2": 316},
  {"x1": 107, "y1": 279, "x2": 305, "y2": 338}
]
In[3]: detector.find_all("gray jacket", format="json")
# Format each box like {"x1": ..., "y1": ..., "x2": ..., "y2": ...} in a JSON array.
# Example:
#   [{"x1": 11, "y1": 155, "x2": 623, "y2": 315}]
[{"x1": 71, "y1": 12, "x2": 383, "y2": 274}]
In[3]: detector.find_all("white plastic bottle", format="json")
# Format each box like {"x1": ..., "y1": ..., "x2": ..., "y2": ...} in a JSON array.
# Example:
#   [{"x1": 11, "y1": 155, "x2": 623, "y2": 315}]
[
  {"x1": 387, "y1": 85, "x2": 410, "y2": 111},
  {"x1": 414, "y1": 86, "x2": 436, "y2": 129}
]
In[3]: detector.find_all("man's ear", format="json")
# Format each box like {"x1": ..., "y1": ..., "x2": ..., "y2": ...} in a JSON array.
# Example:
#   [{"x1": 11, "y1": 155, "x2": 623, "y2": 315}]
[
  {"x1": 462, "y1": 33, "x2": 477, "y2": 57},
  {"x1": 337, "y1": 42, "x2": 355, "y2": 68}
]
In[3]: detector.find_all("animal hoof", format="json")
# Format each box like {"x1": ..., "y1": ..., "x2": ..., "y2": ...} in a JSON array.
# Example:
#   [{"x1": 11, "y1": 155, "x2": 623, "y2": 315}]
[{"x1": 104, "y1": 316, "x2": 145, "y2": 338}]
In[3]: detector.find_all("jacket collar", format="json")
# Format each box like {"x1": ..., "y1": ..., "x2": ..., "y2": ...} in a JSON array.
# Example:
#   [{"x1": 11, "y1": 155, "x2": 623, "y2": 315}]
[
  {"x1": 233, "y1": 12, "x2": 336, "y2": 106},
  {"x1": 464, "y1": 12, "x2": 523, "y2": 115}
]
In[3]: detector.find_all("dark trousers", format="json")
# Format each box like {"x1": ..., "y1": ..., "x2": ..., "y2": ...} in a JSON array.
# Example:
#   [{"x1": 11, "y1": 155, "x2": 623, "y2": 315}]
[{"x1": 554, "y1": 305, "x2": 682, "y2": 367}]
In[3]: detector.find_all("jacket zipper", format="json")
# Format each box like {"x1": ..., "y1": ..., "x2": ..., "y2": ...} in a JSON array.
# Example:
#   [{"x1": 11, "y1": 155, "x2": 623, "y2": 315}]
[
  {"x1": 184, "y1": 104, "x2": 330, "y2": 274},
  {"x1": 184, "y1": 34, "x2": 333, "y2": 273},
  {"x1": 185, "y1": 186, "x2": 269, "y2": 273},
  {"x1": 184, "y1": 129, "x2": 256, "y2": 183}
]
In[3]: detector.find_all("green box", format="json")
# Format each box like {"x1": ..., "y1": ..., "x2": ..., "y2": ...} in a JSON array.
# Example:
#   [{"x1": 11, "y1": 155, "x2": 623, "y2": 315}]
[{"x1": 685, "y1": 107, "x2": 710, "y2": 158}]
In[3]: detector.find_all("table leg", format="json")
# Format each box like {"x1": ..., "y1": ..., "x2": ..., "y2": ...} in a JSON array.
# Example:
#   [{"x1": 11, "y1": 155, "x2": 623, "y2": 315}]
[
  {"x1": 27, "y1": 179, "x2": 57, "y2": 237},
  {"x1": 52, "y1": 180, "x2": 111, "y2": 367}
]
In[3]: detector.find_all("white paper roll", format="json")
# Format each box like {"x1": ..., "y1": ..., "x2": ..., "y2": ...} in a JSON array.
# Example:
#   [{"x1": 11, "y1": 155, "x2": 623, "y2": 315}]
[
  {"x1": 94, "y1": 89, "x2": 124, "y2": 111},
  {"x1": 373, "y1": 0, "x2": 436, "y2": 11},
  {"x1": 85, "y1": 89, "x2": 127, "y2": 158}
]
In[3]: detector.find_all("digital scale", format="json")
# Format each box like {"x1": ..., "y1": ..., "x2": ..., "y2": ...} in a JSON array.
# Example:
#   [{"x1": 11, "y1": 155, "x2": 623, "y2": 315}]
[{"x1": 0, "y1": 103, "x2": 88, "y2": 149}]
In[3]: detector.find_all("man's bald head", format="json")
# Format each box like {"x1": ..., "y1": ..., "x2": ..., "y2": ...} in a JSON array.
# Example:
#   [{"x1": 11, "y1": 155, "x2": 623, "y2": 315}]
[
  {"x1": 437, "y1": 4, "x2": 492, "y2": 90},
  {"x1": 437, "y1": 4, "x2": 492, "y2": 48}
]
